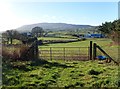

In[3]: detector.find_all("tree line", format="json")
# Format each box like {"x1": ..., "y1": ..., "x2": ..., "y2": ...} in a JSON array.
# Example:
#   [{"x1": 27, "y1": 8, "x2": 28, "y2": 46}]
[
  {"x1": 98, "y1": 19, "x2": 120, "y2": 44},
  {"x1": 2, "y1": 26, "x2": 44, "y2": 44}
]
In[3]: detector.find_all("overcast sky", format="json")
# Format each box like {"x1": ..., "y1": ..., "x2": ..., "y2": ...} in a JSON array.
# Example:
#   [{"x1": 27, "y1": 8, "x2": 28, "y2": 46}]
[{"x1": 0, "y1": 1, "x2": 118, "y2": 32}]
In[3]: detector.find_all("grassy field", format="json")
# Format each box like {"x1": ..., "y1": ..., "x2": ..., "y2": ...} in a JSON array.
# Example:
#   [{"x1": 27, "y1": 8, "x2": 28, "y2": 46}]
[
  {"x1": 39, "y1": 38, "x2": 119, "y2": 62},
  {"x1": 39, "y1": 38, "x2": 112, "y2": 47},
  {"x1": 2, "y1": 59, "x2": 119, "y2": 88},
  {"x1": 38, "y1": 36, "x2": 77, "y2": 41},
  {"x1": 2, "y1": 38, "x2": 119, "y2": 88}
]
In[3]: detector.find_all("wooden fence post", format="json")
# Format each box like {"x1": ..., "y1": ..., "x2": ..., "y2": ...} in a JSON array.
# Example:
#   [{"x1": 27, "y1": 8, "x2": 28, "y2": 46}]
[
  {"x1": 33, "y1": 43, "x2": 35, "y2": 60},
  {"x1": 79, "y1": 47, "x2": 80, "y2": 58},
  {"x1": 90, "y1": 41, "x2": 92, "y2": 60},
  {"x1": 33, "y1": 40, "x2": 38, "y2": 60},
  {"x1": 50, "y1": 47, "x2": 52, "y2": 60},
  {"x1": 35, "y1": 40, "x2": 38, "y2": 59},
  {"x1": 10, "y1": 37, "x2": 12, "y2": 44},
  {"x1": 93, "y1": 43, "x2": 97, "y2": 60},
  {"x1": 7, "y1": 37, "x2": 9, "y2": 44},
  {"x1": 96, "y1": 45, "x2": 119, "y2": 65},
  {"x1": 64, "y1": 47, "x2": 65, "y2": 61}
]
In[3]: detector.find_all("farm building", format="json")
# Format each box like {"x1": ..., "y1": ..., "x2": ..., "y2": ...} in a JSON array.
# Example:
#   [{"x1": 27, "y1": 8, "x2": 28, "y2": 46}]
[{"x1": 84, "y1": 34, "x2": 105, "y2": 38}]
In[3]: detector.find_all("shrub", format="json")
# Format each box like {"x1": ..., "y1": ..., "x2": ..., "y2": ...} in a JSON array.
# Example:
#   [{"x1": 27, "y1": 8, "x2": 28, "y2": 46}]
[{"x1": 2, "y1": 44, "x2": 30, "y2": 61}]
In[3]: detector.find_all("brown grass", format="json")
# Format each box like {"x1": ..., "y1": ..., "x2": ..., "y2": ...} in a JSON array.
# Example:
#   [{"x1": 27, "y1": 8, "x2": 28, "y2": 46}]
[{"x1": 2, "y1": 44, "x2": 29, "y2": 61}]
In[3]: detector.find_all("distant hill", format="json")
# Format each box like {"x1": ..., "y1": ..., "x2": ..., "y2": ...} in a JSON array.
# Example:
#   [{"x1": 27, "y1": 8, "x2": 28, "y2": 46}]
[{"x1": 16, "y1": 22, "x2": 95, "y2": 33}]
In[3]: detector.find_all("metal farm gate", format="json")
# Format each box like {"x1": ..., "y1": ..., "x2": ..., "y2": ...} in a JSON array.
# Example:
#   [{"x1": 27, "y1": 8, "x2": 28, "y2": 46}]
[
  {"x1": 38, "y1": 41, "x2": 119, "y2": 65},
  {"x1": 39, "y1": 47, "x2": 90, "y2": 61}
]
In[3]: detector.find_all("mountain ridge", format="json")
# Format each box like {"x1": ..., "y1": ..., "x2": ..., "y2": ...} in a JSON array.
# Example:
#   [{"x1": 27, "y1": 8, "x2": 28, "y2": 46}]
[{"x1": 16, "y1": 22, "x2": 96, "y2": 32}]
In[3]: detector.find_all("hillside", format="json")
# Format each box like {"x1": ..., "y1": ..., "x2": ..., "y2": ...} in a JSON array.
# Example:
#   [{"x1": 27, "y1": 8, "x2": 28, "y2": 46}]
[{"x1": 16, "y1": 23, "x2": 95, "y2": 32}]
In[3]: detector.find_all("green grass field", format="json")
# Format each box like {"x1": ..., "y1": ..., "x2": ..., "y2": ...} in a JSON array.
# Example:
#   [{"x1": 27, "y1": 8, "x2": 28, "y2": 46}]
[
  {"x1": 39, "y1": 38, "x2": 119, "y2": 62},
  {"x1": 39, "y1": 38, "x2": 112, "y2": 47},
  {"x1": 2, "y1": 37, "x2": 119, "y2": 88},
  {"x1": 2, "y1": 59, "x2": 119, "y2": 88},
  {"x1": 38, "y1": 36, "x2": 77, "y2": 41}
]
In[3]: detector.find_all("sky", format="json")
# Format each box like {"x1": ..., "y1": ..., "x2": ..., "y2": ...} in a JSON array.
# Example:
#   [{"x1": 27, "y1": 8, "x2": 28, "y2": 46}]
[{"x1": 0, "y1": 1, "x2": 118, "y2": 32}]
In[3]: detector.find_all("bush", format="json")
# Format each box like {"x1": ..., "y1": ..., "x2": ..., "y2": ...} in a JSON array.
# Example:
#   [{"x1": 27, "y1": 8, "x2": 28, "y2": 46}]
[{"x1": 2, "y1": 44, "x2": 30, "y2": 61}]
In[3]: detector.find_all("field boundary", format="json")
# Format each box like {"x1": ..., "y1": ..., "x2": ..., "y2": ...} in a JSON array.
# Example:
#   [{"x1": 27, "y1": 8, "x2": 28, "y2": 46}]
[{"x1": 39, "y1": 47, "x2": 89, "y2": 61}]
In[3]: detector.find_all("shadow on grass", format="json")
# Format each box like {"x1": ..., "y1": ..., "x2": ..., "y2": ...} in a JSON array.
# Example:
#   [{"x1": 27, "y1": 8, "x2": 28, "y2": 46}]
[
  {"x1": 2, "y1": 58, "x2": 74, "y2": 72},
  {"x1": 30, "y1": 59, "x2": 74, "y2": 68}
]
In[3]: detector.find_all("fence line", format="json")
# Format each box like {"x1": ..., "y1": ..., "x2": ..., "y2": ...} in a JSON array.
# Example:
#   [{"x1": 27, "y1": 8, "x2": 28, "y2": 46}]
[
  {"x1": 93, "y1": 42, "x2": 119, "y2": 65},
  {"x1": 39, "y1": 47, "x2": 89, "y2": 61}
]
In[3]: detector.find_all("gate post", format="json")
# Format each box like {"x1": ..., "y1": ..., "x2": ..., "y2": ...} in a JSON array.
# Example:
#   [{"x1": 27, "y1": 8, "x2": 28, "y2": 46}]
[
  {"x1": 50, "y1": 47, "x2": 52, "y2": 60},
  {"x1": 93, "y1": 43, "x2": 97, "y2": 60},
  {"x1": 90, "y1": 41, "x2": 92, "y2": 60},
  {"x1": 63, "y1": 47, "x2": 65, "y2": 61},
  {"x1": 35, "y1": 40, "x2": 39, "y2": 59},
  {"x1": 34, "y1": 40, "x2": 38, "y2": 60}
]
